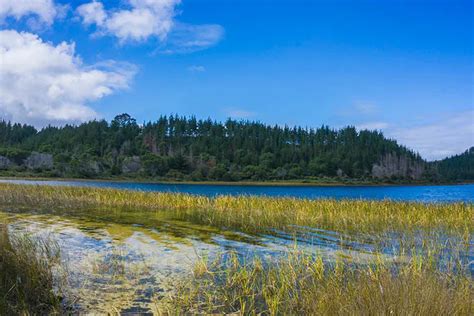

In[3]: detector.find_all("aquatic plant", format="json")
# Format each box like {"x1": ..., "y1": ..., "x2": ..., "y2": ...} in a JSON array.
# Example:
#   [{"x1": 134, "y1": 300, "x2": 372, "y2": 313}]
[
  {"x1": 0, "y1": 183, "x2": 472, "y2": 314},
  {"x1": 0, "y1": 183, "x2": 471, "y2": 236},
  {"x1": 0, "y1": 225, "x2": 62, "y2": 314},
  {"x1": 160, "y1": 249, "x2": 473, "y2": 315}
]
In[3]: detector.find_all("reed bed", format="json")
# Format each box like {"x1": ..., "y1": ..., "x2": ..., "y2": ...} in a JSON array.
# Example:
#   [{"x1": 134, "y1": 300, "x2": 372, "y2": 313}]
[
  {"x1": 0, "y1": 183, "x2": 472, "y2": 314},
  {"x1": 160, "y1": 250, "x2": 473, "y2": 315},
  {"x1": 0, "y1": 183, "x2": 471, "y2": 236},
  {"x1": 0, "y1": 225, "x2": 62, "y2": 314}
]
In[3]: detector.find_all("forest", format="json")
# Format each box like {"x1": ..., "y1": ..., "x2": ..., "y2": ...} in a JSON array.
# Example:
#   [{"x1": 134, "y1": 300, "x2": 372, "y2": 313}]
[
  {"x1": 0, "y1": 114, "x2": 471, "y2": 182},
  {"x1": 435, "y1": 147, "x2": 474, "y2": 181}
]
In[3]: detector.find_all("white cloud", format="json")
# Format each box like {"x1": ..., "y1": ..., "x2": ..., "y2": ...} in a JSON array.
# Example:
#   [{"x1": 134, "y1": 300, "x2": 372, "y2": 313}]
[
  {"x1": 77, "y1": 0, "x2": 179, "y2": 43},
  {"x1": 0, "y1": 30, "x2": 136, "y2": 127},
  {"x1": 388, "y1": 111, "x2": 474, "y2": 161},
  {"x1": 161, "y1": 23, "x2": 224, "y2": 53},
  {"x1": 0, "y1": 0, "x2": 58, "y2": 25},
  {"x1": 187, "y1": 65, "x2": 206, "y2": 72},
  {"x1": 76, "y1": 0, "x2": 224, "y2": 51},
  {"x1": 75, "y1": 1, "x2": 106, "y2": 27},
  {"x1": 347, "y1": 106, "x2": 473, "y2": 160}
]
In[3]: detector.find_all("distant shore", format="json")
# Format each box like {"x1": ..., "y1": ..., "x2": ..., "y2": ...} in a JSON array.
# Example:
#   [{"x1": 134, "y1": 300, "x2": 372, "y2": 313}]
[{"x1": 0, "y1": 175, "x2": 471, "y2": 187}]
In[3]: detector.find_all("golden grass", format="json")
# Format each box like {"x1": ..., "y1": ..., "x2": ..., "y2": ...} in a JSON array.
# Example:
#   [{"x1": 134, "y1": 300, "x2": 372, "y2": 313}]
[
  {"x1": 0, "y1": 183, "x2": 471, "y2": 236},
  {"x1": 0, "y1": 183, "x2": 472, "y2": 315}
]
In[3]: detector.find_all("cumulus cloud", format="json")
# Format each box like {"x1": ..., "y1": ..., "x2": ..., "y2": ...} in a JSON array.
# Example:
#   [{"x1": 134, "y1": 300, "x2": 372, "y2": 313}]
[
  {"x1": 76, "y1": 0, "x2": 224, "y2": 51},
  {"x1": 0, "y1": 30, "x2": 136, "y2": 127},
  {"x1": 0, "y1": 0, "x2": 59, "y2": 25},
  {"x1": 75, "y1": 1, "x2": 106, "y2": 27},
  {"x1": 76, "y1": 0, "x2": 179, "y2": 43}
]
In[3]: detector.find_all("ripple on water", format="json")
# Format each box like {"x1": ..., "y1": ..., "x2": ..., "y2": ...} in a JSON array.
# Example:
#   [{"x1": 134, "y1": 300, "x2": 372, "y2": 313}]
[{"x1": 1, "y1": 210, "x2": 471, "y2": 312}]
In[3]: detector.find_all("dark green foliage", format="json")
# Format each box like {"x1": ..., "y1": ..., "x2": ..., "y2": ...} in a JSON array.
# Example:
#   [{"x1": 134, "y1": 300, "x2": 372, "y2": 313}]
[
  {"x1": 142, "y1": 153, "x2": 168, "y2": 177},
  {"x1": 0, "y1": 147, "x2": 31, "y2": 164},
  {"x1": 0, "y1": 114, "x2": 466, "y2": 181},
  {"x1": 436, "y1": 147, "x2": 474, "y2": 181},
  {"x1": 0, "y1": 121, "x2": 36, "y2": 146}
]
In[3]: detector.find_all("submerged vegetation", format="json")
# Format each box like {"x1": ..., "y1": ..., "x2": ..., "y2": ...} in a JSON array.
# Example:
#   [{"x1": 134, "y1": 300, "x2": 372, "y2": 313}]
[
  {"x1": 0, "y1": 225, "x2": 62, "y2": 314},
  {"x1": 0, "y1": 183, "x2": 472, "y2": 314}
]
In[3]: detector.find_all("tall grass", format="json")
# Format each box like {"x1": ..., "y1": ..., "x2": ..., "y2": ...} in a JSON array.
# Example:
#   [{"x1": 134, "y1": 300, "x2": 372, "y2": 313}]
[
  {"x1": 0, "y1": 183, "x2": 472, "y2": 314},
  {"x1": 0, "y1": 183, "x2": 471, "y2": 236},
  {"x1": 160, "y1": 250, "x2": 473, "y2": 315},
  {"x1": 0, "y1": 225, "x2": 62, "y2": 314}
]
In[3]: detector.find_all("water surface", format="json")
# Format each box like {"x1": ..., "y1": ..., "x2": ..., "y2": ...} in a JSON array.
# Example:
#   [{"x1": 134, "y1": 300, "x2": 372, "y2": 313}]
[
  {"x1": 1, "y1": 179, "x2": 472, "y2": 312},
  {"x1": 1, "y1": 179, "x2": 473, "y2": 202},
  {"x1": 3, "y1": 210, "x2": 389, "y2": 313}
]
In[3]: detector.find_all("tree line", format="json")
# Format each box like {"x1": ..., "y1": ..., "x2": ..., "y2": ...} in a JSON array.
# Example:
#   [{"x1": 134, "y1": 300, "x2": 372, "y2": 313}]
[
  {"x1": 435, "y1": 147, "x2": 474, "y2": 181},
  {"x1": 0, "y1": 114, "x2": 471, "y2": 182}
]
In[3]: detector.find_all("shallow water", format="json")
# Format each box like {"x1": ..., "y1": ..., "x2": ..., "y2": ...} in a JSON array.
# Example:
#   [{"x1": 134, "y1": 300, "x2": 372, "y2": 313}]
[
  {"x1": 0, "y1": 210, "x2": 366, "y2": 312},
  {"x1": 1, "y1": 207, "x2": 472, "y2": 313},
  {"x1": 1, "y1": 179, "x2": 473, "y2": 202}
]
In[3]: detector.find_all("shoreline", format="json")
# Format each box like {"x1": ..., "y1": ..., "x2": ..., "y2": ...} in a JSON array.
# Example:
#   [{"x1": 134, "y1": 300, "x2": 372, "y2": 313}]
[{"x1": 0, "y1": 175, "x2": 471, "y2": 187}]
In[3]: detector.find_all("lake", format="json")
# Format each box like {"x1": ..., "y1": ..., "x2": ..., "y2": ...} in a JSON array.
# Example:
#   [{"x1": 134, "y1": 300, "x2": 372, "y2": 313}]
[
  {"x1": 0, "y1": 180, "x2": 472, "y2": 313},
  {"x1": 0, "y1": 205, "x2": 403, "y2": 312},
  {"x1": 0, "y1": 179, "x2": 473, "y2": 202},
  {"x1": 3, "y1": 206, "x2": 470, "y2": 313}
]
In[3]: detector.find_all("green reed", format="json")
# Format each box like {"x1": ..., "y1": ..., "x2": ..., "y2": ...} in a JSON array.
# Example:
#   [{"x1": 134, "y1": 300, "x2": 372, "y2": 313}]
[
  {"x1": 0, "y1": 183, "x2": 472, "y2": 315},
  {"x1": 0, "y1": 183, "x2": 471, "y2": 237},
  {"x1": 0, "y1": 225, "x2": 62, "y2": 314},
  {"x1": 159, "y1": 248, "x2": 473, "y2": 315}
]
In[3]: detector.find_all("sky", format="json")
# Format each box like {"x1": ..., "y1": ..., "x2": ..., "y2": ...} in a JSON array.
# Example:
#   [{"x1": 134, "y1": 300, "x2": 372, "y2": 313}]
[{"x1": 0, "y1": 0, "x2": 472, "y2": 160}]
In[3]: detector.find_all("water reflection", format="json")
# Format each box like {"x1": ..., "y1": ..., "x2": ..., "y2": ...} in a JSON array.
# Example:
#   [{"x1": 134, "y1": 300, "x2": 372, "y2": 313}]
[{"x1": 1, "y1": 209, "x2": 471, "y2": 313}]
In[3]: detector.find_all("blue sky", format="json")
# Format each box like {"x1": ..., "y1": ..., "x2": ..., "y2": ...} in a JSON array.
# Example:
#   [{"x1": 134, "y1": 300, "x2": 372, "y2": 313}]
[{"x1": 0, "y1": 0, "x2": 472, "y2": 160}]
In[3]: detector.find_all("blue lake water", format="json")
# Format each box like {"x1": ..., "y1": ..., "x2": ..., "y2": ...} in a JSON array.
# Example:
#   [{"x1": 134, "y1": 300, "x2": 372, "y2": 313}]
[
  {"x1": 1, "y1": 179, "x2": 473, "y2": 203},
  {"x1": 1, "y1": 179, "x2": 472, "y2": 311}
]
